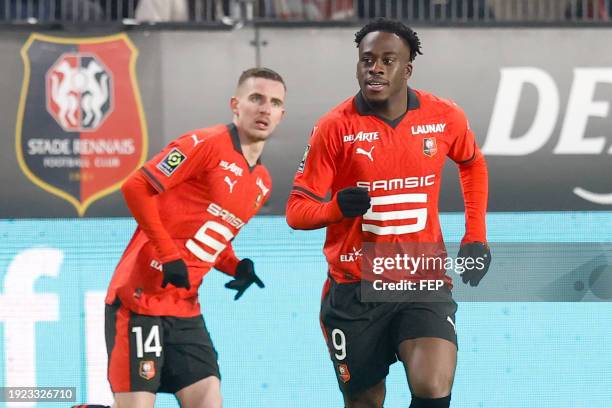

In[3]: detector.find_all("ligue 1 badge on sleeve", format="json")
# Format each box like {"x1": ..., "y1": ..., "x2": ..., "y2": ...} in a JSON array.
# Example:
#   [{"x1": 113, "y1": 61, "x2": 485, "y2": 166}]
[
  {"x1": 156, "y1": 148, "x2": 186, "y2": 176},
  {"x1": 16, "y1": 33, "x2": 148, "y2": 216},
  {"x1": 297, "y1": 144, "x2": 311, "y2": 173}
]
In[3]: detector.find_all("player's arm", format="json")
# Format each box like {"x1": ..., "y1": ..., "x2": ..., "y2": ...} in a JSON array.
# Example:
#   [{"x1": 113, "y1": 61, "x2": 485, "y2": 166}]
[
  {"x1": 216, "y1": 174, "x2": 273, "y2": 299},
  {"x1": 286, "y1": 122, "x2": 370, "y2": 230},
  {"x1": 214, "y1": 243, "x2": 240, "y2": 276},
  {"x1": 215, "y1": 243, "x2": 265, "y2": 300},
  {"x1": 448, "y1": 108, "x2": 491, "y2": 286},
  {"x1": 286, "y1": 188, "x2": 371, "y2": 229},
  {"x1": 124, "y1": 131, "x2": 215, "y2": 289},
  {"x1": 286, "y1": 191, "x2": 343, "y2": 230},
  {"x1": 121, "y1": 170, "x2": 190, "y2": 289},
  {"x1": 122, "y1": 171, "x2": 179, "y2": 262},
  {"x1": 457, "y1": 152, "x2": 488, "y2": 244}
]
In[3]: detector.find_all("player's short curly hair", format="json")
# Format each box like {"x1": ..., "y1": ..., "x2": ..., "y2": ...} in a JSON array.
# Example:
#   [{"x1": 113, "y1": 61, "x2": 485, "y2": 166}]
[
  {"x1": 354, "y1": 18, "x2": 423, "y2": 62},
  {"x1": 238, "y1": 67, "x2": 286, "y2": 90}
]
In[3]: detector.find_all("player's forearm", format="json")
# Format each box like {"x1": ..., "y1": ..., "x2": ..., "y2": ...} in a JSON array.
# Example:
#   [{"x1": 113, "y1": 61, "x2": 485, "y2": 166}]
[
  {"x1": 458, "y1": 152, "x2": 488, "y2": 243},
  {"x1": 121, "y1": 171, "x2": 181, "y2": 262},
  {"x1": 286, "y1": 191, "x2": 343, "y2": 230},
  {"x1": 214, "y1": 244, "x2": 240, "y2": 276}
]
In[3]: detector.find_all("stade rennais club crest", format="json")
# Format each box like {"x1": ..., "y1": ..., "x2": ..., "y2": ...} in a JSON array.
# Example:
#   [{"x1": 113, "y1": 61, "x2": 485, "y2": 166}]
[{"x1": 16, "y1": 33, "x2": 147, "y2": 216}]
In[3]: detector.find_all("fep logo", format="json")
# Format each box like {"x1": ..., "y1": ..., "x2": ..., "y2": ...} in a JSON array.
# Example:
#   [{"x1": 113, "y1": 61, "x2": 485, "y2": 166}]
[
  {"x1": 483, "y1": 67, "x2": 612, "y2": 205},
  {"x1": 46, "y1": 53, "x2": 113, "y2": 132},
  {"x1": 16, "y1": 33, "x2": 148, "y2": 216}
]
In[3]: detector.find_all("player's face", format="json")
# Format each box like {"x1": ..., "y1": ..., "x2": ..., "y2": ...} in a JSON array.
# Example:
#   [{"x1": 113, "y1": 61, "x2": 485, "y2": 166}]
[
  {"x1": 231, "y1": 77, "x2": 285, "y2": 142},
  {"x1": 356, "y1": 31, "x2": 412, "y2": 105}
]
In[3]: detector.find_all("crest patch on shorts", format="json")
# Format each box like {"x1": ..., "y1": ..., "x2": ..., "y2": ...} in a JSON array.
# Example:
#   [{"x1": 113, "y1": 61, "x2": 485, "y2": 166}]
[
  {"x1": 337, "y1": 363, "x2": 351, "y2": 383},
  {"x1": 139, "y1": 360, "x2": 156, "y2": 380}
]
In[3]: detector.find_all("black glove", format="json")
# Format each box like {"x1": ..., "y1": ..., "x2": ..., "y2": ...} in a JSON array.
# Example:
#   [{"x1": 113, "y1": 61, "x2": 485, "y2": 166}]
[
  {"x1": 336, "y1": 187, "x2": 371, "y2": 217},
  {"x1": 225, "y1": 258, "x2": 265, "y2": 300},
  {"x1": 457, "y1": 242, "x2": 491, "y2": 286},
  {"x1": 161, "y1": 259, "x2": 191, "y2": 290}
]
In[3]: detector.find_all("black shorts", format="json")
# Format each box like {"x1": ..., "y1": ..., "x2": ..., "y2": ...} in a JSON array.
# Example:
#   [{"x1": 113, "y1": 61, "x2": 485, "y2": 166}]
[
  {"x1": 105, "y1": 301, "x2": 220, "y2": 394},
  {"x1": 320, "y1": 278, "x2": 458, "y2": 396}
]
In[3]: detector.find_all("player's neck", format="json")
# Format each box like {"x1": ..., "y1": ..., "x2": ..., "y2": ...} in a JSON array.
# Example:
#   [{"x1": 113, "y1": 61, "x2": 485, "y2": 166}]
[
  {"x1": 367, "y1": 92, "x2": 408, "y2": 121},
  {"x1": 236, "y1": 132, "x2": 265, "y2": 167}
]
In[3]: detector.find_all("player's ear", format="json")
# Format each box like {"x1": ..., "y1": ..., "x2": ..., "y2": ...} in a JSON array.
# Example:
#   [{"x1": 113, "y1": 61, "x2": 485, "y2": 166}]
[
  {"x1": 405, "y1": 62, "x2": 413, "y2": 80},
  {"x1": 230, "y1": 96, "x2": 239, "y2": 116}
]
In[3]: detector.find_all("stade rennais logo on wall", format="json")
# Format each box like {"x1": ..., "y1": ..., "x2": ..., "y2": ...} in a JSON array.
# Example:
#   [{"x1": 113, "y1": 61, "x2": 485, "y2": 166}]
[{"x1": 16, "y1": 33, "x2": 147, "y2": 216}]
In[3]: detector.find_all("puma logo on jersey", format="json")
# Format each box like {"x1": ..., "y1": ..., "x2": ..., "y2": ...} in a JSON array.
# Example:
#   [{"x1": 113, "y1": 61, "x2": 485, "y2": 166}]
[
  {"x1": 343, "y1": 131, "x2": 379, "y2": 143},
  {"x1": 191, "y1": 134, "x2": 205, "y2": 146},
  {"x1": 411, "y1": 123, "x2": 446, "y2": 135},
  {"x1": 256, "y1": 177, "x2": 270, "y2": 196},
  {"x1": 356, "y1": 146, "x2": 374, "y2": 162},
  {"x1": 219, "y1": 160, "x2": 243, "y2": 177},
  {"x1": 224, "y1": 176, "x2": 237, "y2": 193}
]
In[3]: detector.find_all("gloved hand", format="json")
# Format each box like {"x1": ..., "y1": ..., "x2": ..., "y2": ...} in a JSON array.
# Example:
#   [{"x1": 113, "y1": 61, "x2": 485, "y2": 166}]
[
  {"x1": 457, "y1": 242, "x2": 491, "y2": 286},
  {"x1": 336, "y1": 187, "x2": 371, "y2": 217},
  {"x1": 161, "y1": 259, "x2": 191, "y2": 290},
  {"x1": 225, "y1": 258, "x2": 265, "y2": 300}
]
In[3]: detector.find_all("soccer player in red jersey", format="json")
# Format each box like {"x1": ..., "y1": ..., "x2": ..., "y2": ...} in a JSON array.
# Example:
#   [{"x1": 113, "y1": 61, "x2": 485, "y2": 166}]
[
  {"x1": 286, "y1": 20, "x2": 491, "y2": 408},
  {"x1": 103, "y1": 67, "x2": 285, "y2": 408}
]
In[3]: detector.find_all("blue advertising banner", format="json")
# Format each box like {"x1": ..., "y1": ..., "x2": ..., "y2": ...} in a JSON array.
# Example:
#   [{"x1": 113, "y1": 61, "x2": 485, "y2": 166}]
[{"x1": 0, "y1": 213, "x2": 611, "y2": 407}]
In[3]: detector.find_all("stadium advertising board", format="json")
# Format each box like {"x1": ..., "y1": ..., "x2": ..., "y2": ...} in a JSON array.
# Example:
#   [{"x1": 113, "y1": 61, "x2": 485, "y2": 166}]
[{"x1": 0, "y1": 28, "x2": 610, "y2": 216}]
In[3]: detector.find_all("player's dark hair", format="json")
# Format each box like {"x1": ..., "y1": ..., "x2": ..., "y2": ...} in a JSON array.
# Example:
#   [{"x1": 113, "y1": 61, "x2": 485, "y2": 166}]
[
  {"x1": 238, "y1": 67, "x2": 286, "y2": 90},
  {"x1": 354, "y1": 18, "x2": 423, "y2": 62}
]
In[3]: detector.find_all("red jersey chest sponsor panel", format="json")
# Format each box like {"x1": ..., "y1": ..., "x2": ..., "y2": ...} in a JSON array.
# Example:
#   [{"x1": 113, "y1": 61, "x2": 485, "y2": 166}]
[
  {"x1": 294, "y1": 89, "x2": 477, "y2": 283},
  {"x1": 106, "y1": 124, "x2": 271, "y2": 316}
]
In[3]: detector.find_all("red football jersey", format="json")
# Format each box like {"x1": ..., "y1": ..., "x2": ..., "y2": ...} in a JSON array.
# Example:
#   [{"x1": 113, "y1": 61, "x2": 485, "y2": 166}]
[
  {"x1": 106, "y1": 124, "x2": 272, "y2": 316},
  {"x1": 292, "y1": 88, "x2": 480, "y2": 284}
]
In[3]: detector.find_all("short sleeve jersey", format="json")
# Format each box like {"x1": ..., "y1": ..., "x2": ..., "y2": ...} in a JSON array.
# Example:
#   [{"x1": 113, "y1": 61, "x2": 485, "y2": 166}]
[
  {"x1": 106, "y1": 124, "x2": 272, "y2": 316},
  {"x1": 292, "y1": 88, "x2": 478, "y2": 283}
]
